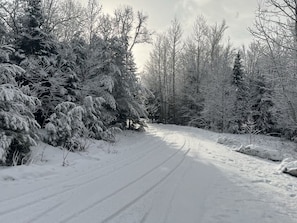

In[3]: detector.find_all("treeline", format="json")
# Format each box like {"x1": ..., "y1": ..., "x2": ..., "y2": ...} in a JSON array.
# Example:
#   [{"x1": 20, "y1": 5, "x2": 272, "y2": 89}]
[
  {"x1": 144, "y1": 1, "x2": 297, "y2": 141},
  {"x1": 0, "y1": 0, "x2": 150, "y2": 166}
]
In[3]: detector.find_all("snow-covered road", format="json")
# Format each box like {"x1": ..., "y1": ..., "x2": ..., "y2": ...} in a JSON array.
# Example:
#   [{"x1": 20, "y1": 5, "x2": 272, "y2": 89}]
[{"x1": 0, "y1": 124, "x2": 297, "y2": 223}]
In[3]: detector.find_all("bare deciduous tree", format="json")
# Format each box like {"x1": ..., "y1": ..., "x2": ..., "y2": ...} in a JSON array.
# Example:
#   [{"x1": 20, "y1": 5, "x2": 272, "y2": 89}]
[
  {"x1": 250, "y1": 0, "x2": 297, "y2": 135},
  {"x1": 113, "y1": 5, "x2": 152, "y2": 51},
  {"x1": 168, "y1": 18, "x2": 182, "y2": 123}
]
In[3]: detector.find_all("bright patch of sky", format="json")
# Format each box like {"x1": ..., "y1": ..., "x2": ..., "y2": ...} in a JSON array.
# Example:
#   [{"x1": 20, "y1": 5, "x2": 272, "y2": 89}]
[{"x1": 79, "y1": 0, "x2": 259, "y2": 70}]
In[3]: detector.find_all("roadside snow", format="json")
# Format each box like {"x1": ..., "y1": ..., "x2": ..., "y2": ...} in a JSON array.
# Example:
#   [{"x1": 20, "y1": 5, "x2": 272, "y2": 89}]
[
  {"x1": 217, "y1": 131, "x2": 297, "y2": 176},
  {"x1": 280, "y1": 158, "x2": 297, "y2": 177},
  {"x1": 236, "y1": 144, "x2": 283, "y2": 161},
  {"x1": 0, "y1": 124, "x2": 296, "y2": 223}
]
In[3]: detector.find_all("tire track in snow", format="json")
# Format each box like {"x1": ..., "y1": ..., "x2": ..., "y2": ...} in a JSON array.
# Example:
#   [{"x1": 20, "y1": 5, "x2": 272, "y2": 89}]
[
  {"x1": 0, "y1": 133, "x2": 156, "y2": 203},
  {"x1": 139, "y1": 159, "x2": 191, "y2": 223},
  {"x1": 26, "y1": 201, "x2": 64, "y2": 223},
  {"x1": 0, "y1": 134, "x2": 167, "y2": 219},
  {"x1": 101, "y1": 148, "x2": 191, "y2": 223},
  {"x1": 162, "y1": 161, "x2": 192, "y2": 223},
  {"x1": 59, "y1": 139, "x2": 187, "y2": 223},
  {"x1": 136, "y1": 142, "x2": 192, "y2": 223}
]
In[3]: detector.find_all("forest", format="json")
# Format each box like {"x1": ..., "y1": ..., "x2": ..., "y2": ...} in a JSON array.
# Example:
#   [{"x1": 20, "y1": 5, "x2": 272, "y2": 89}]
[
  {"x1": 143, "y1": 1, "x2": 297, "y2": 141},
  {"x1": 0, "y1": 0, "x2": 297, "y2": 166}
]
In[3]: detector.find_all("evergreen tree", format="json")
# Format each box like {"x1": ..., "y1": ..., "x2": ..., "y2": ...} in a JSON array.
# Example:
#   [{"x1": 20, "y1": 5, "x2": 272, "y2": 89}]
[
  {"x1": 232, "y1": 52, "x2": 244, "y2": 87},
  {"x1": 12, "y1": 0, "x2": 78, "y2": 126},
  {"x1": 249, "y1": 74, "x2": 275, "y2": 133},
  {"x1": 16, "y1": 0, "x2": 56, "y2": 56},
  {"x1": 0, "y1": 45, "x2": 40, "y2": 166},
  {"x1": 45, "y1": 101, "x2": 85, "y2": 150},
  {"x1": 230, "y1": 52, "x2": 249, "y2": 133},
  {"x1": 111, "y1": 38, "x2": 147, "y2": 129}
]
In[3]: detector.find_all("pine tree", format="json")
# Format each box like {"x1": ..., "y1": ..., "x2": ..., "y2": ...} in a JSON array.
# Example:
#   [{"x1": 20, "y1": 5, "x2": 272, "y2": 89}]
[
  {"x1": 232, "y1": 52, "x2": 244, "y2": 87},
  {"x1": 249, "y1": 74, "x2": 275, "y2": 133},
  {"x1": 111, "y1": 38, "x2": 147, "y2": 129},
  {"x1": 16, "y1": 0, "x2": 56, "y2": 56},
  {"x1": 230, "y1": 52, "x2": 249, "y2": 133},
  {"x1": 0, "y1": 45, "x2": 40, "y2": 166},
  {"x1": 12, "y1": 0, "x2": 79, "y2": 126}
]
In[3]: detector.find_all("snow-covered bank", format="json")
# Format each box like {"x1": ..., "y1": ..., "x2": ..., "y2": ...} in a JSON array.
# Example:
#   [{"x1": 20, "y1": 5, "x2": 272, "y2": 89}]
[
  {"x1": 0, "y1": 124, "x2": 296, "y2": 223},
  {"x1": 217, "y1": 131, "x2": 297, "y2": 176}
]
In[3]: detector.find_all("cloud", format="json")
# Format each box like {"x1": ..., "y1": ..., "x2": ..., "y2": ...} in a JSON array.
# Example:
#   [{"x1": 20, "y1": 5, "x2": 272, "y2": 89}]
[
  {"x1": 79, "y1": 0, "x2": 258, "y2": 68},
  {"x1": 171, "y1": 0, "x2": 257, "y2": 47}
]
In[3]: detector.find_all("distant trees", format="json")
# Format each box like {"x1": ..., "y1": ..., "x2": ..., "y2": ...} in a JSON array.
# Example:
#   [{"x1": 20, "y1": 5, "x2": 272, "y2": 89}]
[
  {"x1": 199, "y1": 20, "x2": 233, "y2": 132},
  {"x1": 143, "y1": 19, "x2": 182, "y2": 124},
  {"x1": 144, "y1": 13, "x2": 279, "y2": 137},
  {"x1": 144, "y1": 17, "x2": 235, "y2": 131}
]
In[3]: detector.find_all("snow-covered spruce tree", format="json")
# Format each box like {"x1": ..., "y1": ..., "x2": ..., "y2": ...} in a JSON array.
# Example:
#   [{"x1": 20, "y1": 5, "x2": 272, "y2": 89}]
[
  {"x1": 12, "y1": 0, "x2": 79, "y2": 126},
  {"x1": 111, "y1": 38, "x2": 147, "y2": 129},
  {"x1": 65, "y1": 34, "x2": 121, "y2": 141},
  {"x1": 232, "y1": 52, "x2": 244, "y2": 87},
  {"x1": 74, "y1": 33, "x2": 146, "y2": 131},
  {"x1": 111, "y1": 6, "x2": 150, "y2": 129},
  {"x1": 82, "y1": 96, "x2": 121, "y2": 142},
  {"x1": 15, "y1": 0, "x2": 56, "y2": 57},
  {"x1": 0, "y1": 45, "x2": 40, "y2": 166},
  {"x1": 45, "y1": 102, "x2": 85, "y2": 151},
  {"x1": 249, "y1": 72, "x2": 275, "y2": 134},
  {"x1": 230, "y1": 52, "x2": 249, "y2": 133},
  {"x1": 82, "y1": 96, "x2": 106, "y2": 139},
  {"x1": 70, "y1": 35, "x2": 118, "y2": 134}
]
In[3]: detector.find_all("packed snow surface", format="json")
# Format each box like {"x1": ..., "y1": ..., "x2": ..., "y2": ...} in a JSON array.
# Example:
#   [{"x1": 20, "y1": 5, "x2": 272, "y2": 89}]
[{"x1": 0, "y1": 124, "x2": 297, "y2": 223}]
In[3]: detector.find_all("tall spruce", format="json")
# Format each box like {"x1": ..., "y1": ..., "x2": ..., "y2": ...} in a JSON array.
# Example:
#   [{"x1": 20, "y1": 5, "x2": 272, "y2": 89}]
[
  {"x1": 230, "y1": 52, "x2": 249, "y2": 133},
  {"x1": 232, "y1": 52, "x2": 244, "y2": 87},
  {"x1": 16, "y1": 0, "x2": 56, "y2": 56}
]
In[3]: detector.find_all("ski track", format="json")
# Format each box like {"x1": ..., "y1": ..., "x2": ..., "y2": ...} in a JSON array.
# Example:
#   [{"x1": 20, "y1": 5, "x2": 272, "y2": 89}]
[
  {"x1": 100, "y1": 148, "x2": 191, "y2": 223},
  {"x1": 140, "y1": 151, "x2": 193, "y2": 223},
  {"x1": 0, "y1": 132, "x2": 167, "y2": 220},
  {"x1": 59, "y1": 139, "x2": 187, "y2": 223},
  {"x1": 0, "y1": 132, "x2": 156, "y2": 203}
]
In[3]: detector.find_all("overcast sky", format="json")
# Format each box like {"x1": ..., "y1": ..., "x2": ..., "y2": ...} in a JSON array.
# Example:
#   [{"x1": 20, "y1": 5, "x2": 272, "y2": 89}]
[{"x1": 80, "y1": 0, "x2": 259, "y2": 70}]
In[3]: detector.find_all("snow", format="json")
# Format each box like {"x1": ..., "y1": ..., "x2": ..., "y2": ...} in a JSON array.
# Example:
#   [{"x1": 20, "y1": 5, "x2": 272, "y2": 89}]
[
  {"x1": 236, "y1": 144, "x2": 283, "y2": 161},
  {"x1": 280, "y1": 158, "x2": 297, "y2": 177},
  {"x1": 0, "y1": 124, "x2": 297, "y2": 223},
  {"x1": 218, "y1": 133, "x2": 297, "y2": 161}
]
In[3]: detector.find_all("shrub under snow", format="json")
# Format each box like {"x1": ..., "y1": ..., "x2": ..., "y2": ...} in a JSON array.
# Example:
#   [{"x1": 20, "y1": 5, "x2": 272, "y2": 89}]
[
  {"x1": 45, "y1": 102, "x2": 86, "y2": 151},
  {"x1": 217, "y1": 137, "x2": 241, "y2": 148},
  {"x1": 236, "y1": 144, "x2": 283, "y2": 161}
]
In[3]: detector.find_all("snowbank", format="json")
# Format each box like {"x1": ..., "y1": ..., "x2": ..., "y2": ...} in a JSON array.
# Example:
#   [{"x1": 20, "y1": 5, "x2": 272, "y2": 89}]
[
  {"x1": 236, "y1": 144, "x2": 283, "y2": 162},
  {"x1": 279, "y1": 158, "x2": 297, "y2": 177},
  {"x1": 217, "y1": 137, "x2": 241, "y2": 149},
  {"x1": 217, "y1": 132, "x2": 297, "y2": 163}
]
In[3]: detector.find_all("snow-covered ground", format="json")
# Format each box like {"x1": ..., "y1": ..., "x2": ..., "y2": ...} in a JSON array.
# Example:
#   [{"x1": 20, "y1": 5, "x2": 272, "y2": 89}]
[{"x1": 0, "y1": 124, "x2": 297, "y2": 223}]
